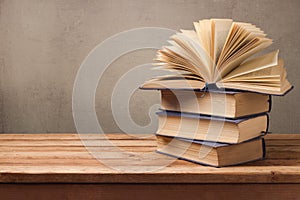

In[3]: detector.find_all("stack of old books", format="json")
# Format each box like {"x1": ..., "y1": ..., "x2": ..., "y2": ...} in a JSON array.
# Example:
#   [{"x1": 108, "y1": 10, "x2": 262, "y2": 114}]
[{"x1": 140, "y1": 19, "x2": 292, "y2": 167}]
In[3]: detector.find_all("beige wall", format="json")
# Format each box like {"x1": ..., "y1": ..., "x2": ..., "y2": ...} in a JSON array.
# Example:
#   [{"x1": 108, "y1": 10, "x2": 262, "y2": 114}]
[{"x1": 0, "y1": 0, "x2": 299, "y2": 133}]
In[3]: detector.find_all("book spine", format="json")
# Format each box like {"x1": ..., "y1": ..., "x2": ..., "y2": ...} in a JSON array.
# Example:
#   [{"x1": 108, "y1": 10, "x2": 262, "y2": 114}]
[
  {"x1": 262, "y1": 137, "x2": 266, "y2": 158},
  {"x1": 268, "y1": 95, "x2": 272, "y2": 112},
  {"x1": 158, "y1": 109, "x2": 269, "y2": 121},
  {"x1": 261, "y1": 113, "x2": 269, "y2": 136},
  {"x1": 156, "y1": 150, "x2": 220, "y2": 168}
]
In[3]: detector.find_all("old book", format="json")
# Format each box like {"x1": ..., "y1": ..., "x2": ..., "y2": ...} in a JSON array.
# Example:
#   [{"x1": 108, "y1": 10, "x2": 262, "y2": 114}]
[
  {"x1": 157, "y1": 111, "x2": 268, "y2": 144},
  {"x1": 141, "y1": 19, "x2": 292, "y2": 95},
  {"x1": 156, "y1": 135, "x2": 265, "y2": 167},
  {"x1": 160, "y1": 89, "x2": 271, "y2": 118}
]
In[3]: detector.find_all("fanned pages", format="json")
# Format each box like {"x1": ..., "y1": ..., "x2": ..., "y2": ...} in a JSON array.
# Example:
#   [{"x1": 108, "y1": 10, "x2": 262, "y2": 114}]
[{"x1": 141, "y1": 19, "x2": 292, "y2": 95}]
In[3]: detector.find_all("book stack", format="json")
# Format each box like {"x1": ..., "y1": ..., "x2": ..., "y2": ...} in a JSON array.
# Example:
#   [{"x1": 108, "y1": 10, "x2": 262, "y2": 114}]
[{"x1": 140, "y1": 19, "x2": 292, "y2": 167}]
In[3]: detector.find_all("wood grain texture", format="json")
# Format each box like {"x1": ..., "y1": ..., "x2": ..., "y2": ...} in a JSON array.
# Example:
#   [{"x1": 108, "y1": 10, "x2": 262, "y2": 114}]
[
  {"x1": 1, "y1": 184, "x2": 299, "y2": 200},
  {"x1": 0, "y1": 133, "x2": 300, "y2": 184}
]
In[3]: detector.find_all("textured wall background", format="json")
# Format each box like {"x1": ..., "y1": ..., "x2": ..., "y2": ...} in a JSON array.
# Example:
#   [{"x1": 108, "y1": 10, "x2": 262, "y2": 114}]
[{"x1": 0, "y1": 0, "x2": 299, "y2": 133}]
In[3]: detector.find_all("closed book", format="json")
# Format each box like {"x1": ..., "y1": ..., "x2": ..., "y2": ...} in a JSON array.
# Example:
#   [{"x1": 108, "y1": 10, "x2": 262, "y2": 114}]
[
  {"x1": 157, "y1": 111, "x2": 268, "y2": 144},
  {"x1": 160, "y1": 89, "x2": 271, "y2": 118},
  {"x1": 156, "y1": 135, "x2": 265, "y2": 167}
]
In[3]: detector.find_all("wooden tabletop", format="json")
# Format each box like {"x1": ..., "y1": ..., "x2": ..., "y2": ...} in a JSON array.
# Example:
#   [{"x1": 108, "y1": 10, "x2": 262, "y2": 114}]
[{"x1": 0, "y1": 133, "x2": 299, "y2": 184}]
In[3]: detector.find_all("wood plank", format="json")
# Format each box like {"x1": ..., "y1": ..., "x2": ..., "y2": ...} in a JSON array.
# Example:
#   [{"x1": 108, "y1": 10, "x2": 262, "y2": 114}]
[
  {"x1": 0, "y1": 151, "x2": 299, "y2": 162},
  {"x1": 0, "y1": 146, "x2": 157, "y2": 153},
  {"x1": 1, "y1": 163, "x2": 300, "y2": 173},
  {"x1": 1, "y1": 139, "x2": 299, "y2": 147},
  {"x1": 0, "y1": 133, "x2": 155, "y2": 140},
  {"x1": 1, "y1": 134, "x2": 300, "y2": 146},
  {"x1": 0, "y1": 145, "x2": 299, "y2": 154},
  {"x1": 0, "y1": 139, "x2": 156, "y2": 147},
  {"x1": 3, "y1": 159, "x2": 300, "y2": 170},
  {"x1": 0, "y1": 157, "x2": 299, "y2": 167},
  {"x1": 265, "y1": 139, "x2": 300, "y2": 145},
  {"x1": 0, "y1": 133, "x2": 300, "y2": 184},
  {"x1": 1, "y1": 183, "x2": 299, "y2": 200},
  {"x1": 1, "y1": 183, "x2": 300, "y2": 200},
  {"x1": 1, "y1": 146, "x2": 299, "y2": 159},
  {"x1": 1, "y1": 135, "x2": 299, "y2": 147},
  {"x1": 0, "y1": 169, "x2": 300, "y2": 183},
  {"x1": 264, "y1": 134, "x2": 300, "y2": 139},
  {"x1": 1, "y1": 133, "x2": 299, "y2": 140}
]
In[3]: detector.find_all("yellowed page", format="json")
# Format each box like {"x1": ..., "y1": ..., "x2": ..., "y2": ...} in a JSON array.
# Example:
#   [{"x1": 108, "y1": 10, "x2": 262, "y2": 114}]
[
  {"x1": 228, "y1": 75, "x2": 280, "y2": 82},
  {"x1": 199, "y1": 19, "x2": 212, "y2": 57},
  {"x1": 218, "y1": 24, "x2": 244, "y2": 65},
  {"x1": 216, "y1": 22, "x2": 265, "y2": 72},
  {"x1": 180, "y1": 29, "x2": 199, "y2": 43},
  {"x1": 219, "y1": 23, "x2": 264, "y2": 66},
  {"x1": 217, "y1": 59, "x2": 292, "y2": 95},
  {"x1": 216, "y1": 68, "x2": 292, "y2": 95},
  {"x1": 173, "y1": 33, "x2": 212, "y2": 81},
  {"x1": 211, "y1": 19, "x2": 233, "y2": 66},
  {"x1": 223, "y1": 50, "x2": 279, "y2": 80},
  {"x1": 142, "y1": 77, "x2": 206, "y2": 90},
  {"x1": 193, "y1": 22, "x2": 206, "y2": 52},
  {"x1": 230, "y1": 56, "x2": 282, "y2": 79},
  {"x1": 155, "y1": 43, "x2": 208, "y2": 79},
  {"x1": 221, "y1": 30, "x2": 254, "y2": 62},
  {"x1": 216, "y1": 37, "x2": 273, "y2": 80},
  {"x1": 165, "y1": 42, "x2": 200, "y2": 67},
  {"x1": 217, "y1": 82, "x2": 282, "y2": 94},
  {"x1": 155, "y1": 49, "x2": 197, "y2": 70},
  {"x1": 153, "y1": 64, "x2": 202, "y2": 78},
  {"x1": 170, "y1": 37, "x2": 209, "y2": 77}
]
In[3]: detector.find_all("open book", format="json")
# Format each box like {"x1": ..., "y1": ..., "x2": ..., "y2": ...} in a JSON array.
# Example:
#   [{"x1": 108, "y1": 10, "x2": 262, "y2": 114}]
[{"x1": 141, "y1": 19, "x2": 292, "y2": 95}]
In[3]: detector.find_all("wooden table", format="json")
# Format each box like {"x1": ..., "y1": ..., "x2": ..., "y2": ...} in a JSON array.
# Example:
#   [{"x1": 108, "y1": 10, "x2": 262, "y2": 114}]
[{"x1": 0, "y1": 133, "x2": 299, "y2": 200}]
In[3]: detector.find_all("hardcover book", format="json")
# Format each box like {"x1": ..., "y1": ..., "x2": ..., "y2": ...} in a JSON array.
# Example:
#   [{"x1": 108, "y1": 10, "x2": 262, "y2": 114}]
[
  {"x1": 159, "y1": 89, "x2": 271, "y2": 118},
  {"x1": 157, "y1": 110, "x2": 268, "y2": 144},
  {"x1": 156, "y1": 135, "x2": 265, "y2": 167}
]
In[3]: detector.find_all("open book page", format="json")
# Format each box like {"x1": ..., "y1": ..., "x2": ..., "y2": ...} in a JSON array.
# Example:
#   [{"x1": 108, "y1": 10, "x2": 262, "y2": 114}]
[
  {"x1": 142, "y1": 76, "x2": 206, "y2": 90},
  {"x1": 222, "y1": 50, "x2": 279, "y2": 80},
  {"x1": 224, "y1": 78, "x2": 281, "y2": 83},
  {"x1": 219, "y1": 60, "x2": 286, "y2": 88},
  {"x1": 224, "y1": 61, "x2": 283, "y2": 81},
  {"x1": 222, "y1": 79, "x2": 281, "y2": 86},
  {"x1": 179, "y1": 30, "x2": 213, "y2": 74},
  {"x1": 142, "y1": 19, "x2": 293, "y2": 95},
  {"x1": 216, "y1": 23, "x2": 254, "y2": 68},
  {"x1": 169, "y1": 36, "x2": 204, "y2": 68},
  {"x1": 196, "y1": 20, "x2": 212, "y2": 57},
  {"x1": 153, "y1": 66, "x2": 205, "y2": 81},
  {"x1": 217, "y1": 64, "x2": 291, "y2": 95},
  {"x1": 155, "y1": 48, "x2": 202, "y2": 76},
  {"x1": 153, "y1": 65, "x2": 200, "y2": 76},
  {"x1": 211, "y1": 19, "x2": 233, "y2": 61},
  {"x1": 211, "y1": 19, "x2": 233, "y2": 69},
  {"x1": 193, "y1": 22, "x2": 206, "y2": 53},
  {"x1": 180, "y1": 29, "x2": 199, "y2": 41},
  {"x1": 153, "y1": 74, "x2": 204, "y2": 81},
  {"x1": 194, "y1": 20, "x2": 215, "y2": 76},
  {"x1": 216, "y1": 37, "x2": 273, "y2": 80},
  {"x1": 217, "y1": 80, "x2": 291, "y2": 95},
  {"x1": 216, "y1": 23, "x2": 238, "y2": 60},
  {"x1": 221, "y1": 29, "x2": 260, "y2": 62},
  {"x1": 165, "y1": 41, "x2": 197, "y2": 62},
  {"x1": 215, "y1": 23, "x2": 268, "y2": 80},
  {"x1": 171, "y1": 33, "x2": 211, "y2": 81},
  {"x1": 180, "y1": 31, "x2": 214, "y2": 77}
]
